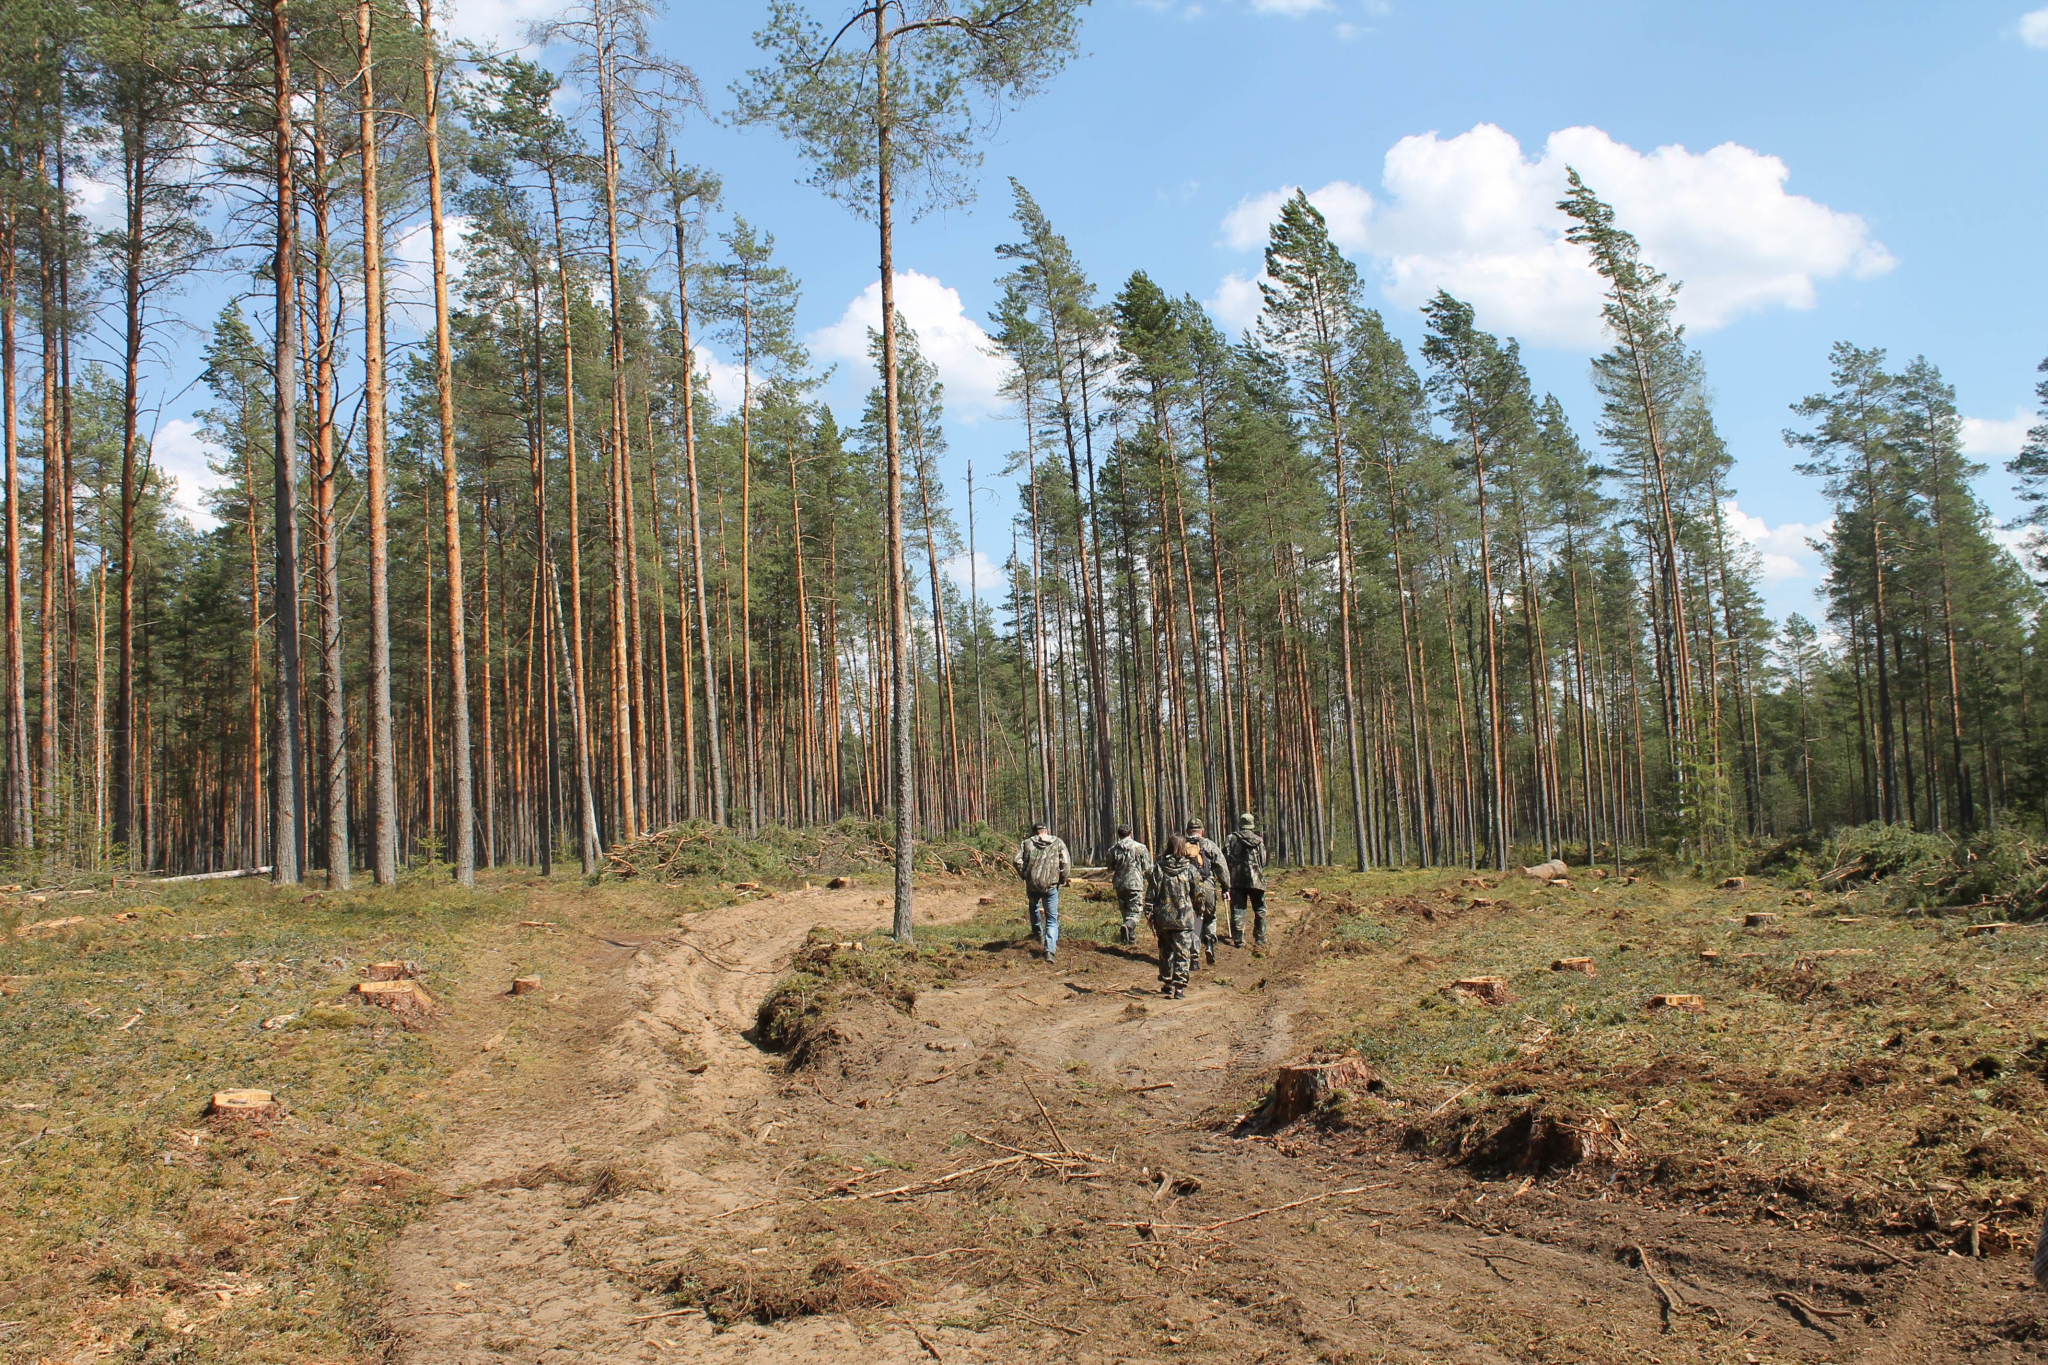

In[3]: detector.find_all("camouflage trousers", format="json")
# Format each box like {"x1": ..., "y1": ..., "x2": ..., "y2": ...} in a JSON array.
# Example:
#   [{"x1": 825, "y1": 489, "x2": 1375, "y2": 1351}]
[
  {"x1": 1153, "y1": 908, "x2": 1197, "y2": 989},
  {"x1": 1116, "y1": 887, "x2": 1146, "y2": 945}
]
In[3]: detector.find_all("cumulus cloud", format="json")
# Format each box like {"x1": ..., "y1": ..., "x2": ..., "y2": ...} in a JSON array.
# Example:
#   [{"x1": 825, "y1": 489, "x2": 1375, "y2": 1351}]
[
  {"x1": 692, "y1": 344, "x2": 747, "y2": 415},
  {"x1": 945, "y1": 549, "x2": 1002, "y2": 600},
  {"x1": 2022, "y1": 7, "x2": 2048, "y2": 47},
  {"x1": 1723, "y1": 499, "x2": 1831, "y2": 584},
  {"x1": 151, "y1": 418, "x2": 231, "y2": 530},
  {"x1": 1220, "y1": 179, "x2": 1372, "y2": 253},
  {"x1": 1961, "y1": 407, "x2": 2038, "y2": 457},
  {"x1": 1217, "y1": 124, "x2": 1894, "y2": 348},
  {"x1": 385, "y1": 215, "x2": 476, "y2": 335},
  {"x1": 438, "y1": 0, "x2": 559, "y2": 51},
  {"x1": 809, "y1": 271, "x2": 1007, "y2": 422},
  {"x1": 1205, "y1": 271, "x2": 1267, "y2": 333}
]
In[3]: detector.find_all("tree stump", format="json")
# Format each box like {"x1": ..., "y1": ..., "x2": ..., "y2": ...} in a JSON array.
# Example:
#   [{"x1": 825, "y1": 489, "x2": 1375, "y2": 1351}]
[
  {"x1": 977, "y1": 895, "x2": 997, "y2": 906},
  {"x1": 354, "y1": 979, "x2": 439, "y2": 1022},
  {"x1": 364, "y1": 960, "x2": 420, "y2": 981},
  {"x1": 1643, "y1": 994, "x2": 1704, "y2": 1013},
  {"x1": 1522, "y1": 859, "x2": 1568, "y2": 881},
  {"x1": 1743, "y1": 912, "x2": 1779, "y2": 929},
  {"x1": 510, "y1": 976, "x2": 542, "y2": 996},
  {"x1": 1262, "y1": 1054, "x2": 1375, "y2": 1127},
  {"x1": 1446, "y1": 976, "x2": 1513, "y2": 1005},
  {"x1": 207, "y1": 1089, "x2": 279, "y2": 1122},
  {"x1": 1550, "y1": 957, "x2": 1596, "y2": 975},
  {"x1": 827, "y1": 876, "x2": 852, "y2": 890},
  {"x1": 1718, "y1": 876, "x2": 1747, "y2": 890}
]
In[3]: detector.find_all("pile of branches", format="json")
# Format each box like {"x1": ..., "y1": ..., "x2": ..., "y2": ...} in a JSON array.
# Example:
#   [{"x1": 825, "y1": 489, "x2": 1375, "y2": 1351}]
[{"x1": 1810, "y1": 823, "x2": 2048, "y2": 917}]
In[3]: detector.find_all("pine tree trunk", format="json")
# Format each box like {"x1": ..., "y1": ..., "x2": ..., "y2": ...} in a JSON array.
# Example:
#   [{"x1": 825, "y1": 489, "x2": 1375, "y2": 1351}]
[
  {"x1": 268, "y1": 0, "x2": 303, "y2": 885},
  {"x1": 357, "y1": 0, "x2": 398, "y2": 884}
]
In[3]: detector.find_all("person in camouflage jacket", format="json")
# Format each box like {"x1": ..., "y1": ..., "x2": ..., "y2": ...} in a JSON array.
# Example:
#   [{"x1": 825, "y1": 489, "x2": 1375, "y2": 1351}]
[{"x1": 1224, "y1": 812, "x2": 1270, "y2": 948}]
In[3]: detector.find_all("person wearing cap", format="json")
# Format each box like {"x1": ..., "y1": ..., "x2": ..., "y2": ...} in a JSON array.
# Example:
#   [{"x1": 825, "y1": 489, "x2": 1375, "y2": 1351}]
[
  {"x1": 1012, "y1": 822, "x2": 1072, "y2": 965},
  {"x1": 1224, "y1": 812, "x2": 1270, "y2": 948},
  {"x1": 1105, "y1": 824, "x2": 1153, "y2": 947}
]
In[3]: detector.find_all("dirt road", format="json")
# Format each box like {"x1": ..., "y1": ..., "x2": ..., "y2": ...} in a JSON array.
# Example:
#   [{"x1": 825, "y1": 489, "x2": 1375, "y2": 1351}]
[{"x1": 385, "y1": 882, "x2": 2041, "y2": 1364}]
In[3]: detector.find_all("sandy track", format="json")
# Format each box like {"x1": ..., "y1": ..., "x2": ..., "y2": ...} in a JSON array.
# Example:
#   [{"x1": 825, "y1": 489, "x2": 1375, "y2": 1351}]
[
  {"x1": 384, "y1": 883, "x2": 992, "y2": 1365},
  {"x1": 386, "y1": 883, "x2": 2037, "y2": 1364}
]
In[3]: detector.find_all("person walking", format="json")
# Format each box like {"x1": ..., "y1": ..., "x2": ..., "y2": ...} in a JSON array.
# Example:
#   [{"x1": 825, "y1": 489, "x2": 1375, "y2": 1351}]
[
  {"x1": 1150, "y1": 838, "x2": 1201, "y2": 998},
  {"x1": 1224, "y1": 812, "x2": 1270, "y2": 949},
  {"x1": 1184, "y1": 820, "x2": 1226, "y2": 966},
  {"x1": 1105, "y1": 824, "x2": 1153, "y2": 946},
  {"x1": 1013, "y1": 822, "x2": 1072, "y2": 965}
]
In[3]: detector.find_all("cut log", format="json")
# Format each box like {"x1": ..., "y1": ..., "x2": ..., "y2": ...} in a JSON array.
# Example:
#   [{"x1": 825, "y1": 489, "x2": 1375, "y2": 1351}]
[
  {"x1": 1718, "y1": 876, "x2": 1746, "y2": 890},
  {"x1": 354, "y1": 979, "x2": 439, "y2": 1021},
  {"x1": 827, "y1": 876, "x2": 852, "y2": 890},
  {"x1": 1261, "y1": 1054, "x2": 1376, "y2": 1127},
  {"x1": 1743, "y1": 912, "x2": 1780, "y2": 929},
  {"x1": 1550, "y1": 957, "x2": 1596, "y2": 975},
  {"x1": 510, "y1": 976, "x2": 542, "y2": 996},
  {"x1": 1643, "y1": 994, "x2": 1705, "y2": 1013},
  {"x1": 364, "y1": 961, "x2": 420, "y2": 981},
  {"x1": 207, "y1": 1089, "x2": 279, "y2": 1121},
  {"x1": 1965, "y1": 923, "x2": 2012, "y2": 937},
  {"x1": 1548, "y1": 877, "x2": 1572, "y2": 889},
  {"x1": 1445, "y1": 976, "x2": 1513, "y2": 1005}
]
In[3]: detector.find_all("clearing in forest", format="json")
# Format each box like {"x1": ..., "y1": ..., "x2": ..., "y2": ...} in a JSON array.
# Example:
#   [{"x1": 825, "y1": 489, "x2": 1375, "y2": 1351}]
[{"x1": 4, "y1": 858, "x2": 2046, "y2": 1363}]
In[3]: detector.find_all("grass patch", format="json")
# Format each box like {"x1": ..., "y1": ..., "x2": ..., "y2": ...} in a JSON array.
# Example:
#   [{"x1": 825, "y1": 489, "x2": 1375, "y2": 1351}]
[
  {"x1": 1289, "y1": 864, "x2": 2048, "y2": 1248},
  {"x1": 0, "y1": 867, "x2": 720, "y2": 1364}
]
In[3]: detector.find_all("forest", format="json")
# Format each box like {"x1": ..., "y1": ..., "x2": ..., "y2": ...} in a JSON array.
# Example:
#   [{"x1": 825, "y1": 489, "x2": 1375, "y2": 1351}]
[{"x1": 4, "y1": 0, "x2": 2046, "y2": 897}]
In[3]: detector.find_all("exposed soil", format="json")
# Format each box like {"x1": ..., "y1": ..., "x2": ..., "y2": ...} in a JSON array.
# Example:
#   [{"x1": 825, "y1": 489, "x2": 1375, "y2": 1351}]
[{"x1": 382, "y1": 882, "x2": 2045, "y2": 1364}]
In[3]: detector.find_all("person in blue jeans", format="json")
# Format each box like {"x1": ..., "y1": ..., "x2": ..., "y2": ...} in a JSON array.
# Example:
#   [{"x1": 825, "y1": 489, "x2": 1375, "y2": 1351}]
[{"x1": 1012, "y1": 823, "x2": 1072, "y2": 964}]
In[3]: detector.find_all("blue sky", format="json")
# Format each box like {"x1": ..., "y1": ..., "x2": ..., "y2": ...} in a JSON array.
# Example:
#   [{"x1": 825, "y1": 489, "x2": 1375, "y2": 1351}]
[{"x1": 142, "y1": 0, "x2": 2048, "y2": 622}]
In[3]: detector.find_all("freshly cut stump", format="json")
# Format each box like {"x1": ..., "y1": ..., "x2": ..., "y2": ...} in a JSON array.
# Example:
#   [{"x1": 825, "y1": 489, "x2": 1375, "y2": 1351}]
[
  {"x1": 1262, "y1": 1054, "x2": 1376, "y2": 1127},
  {"x1": 354, "y1": 979, "x2": 439, "y2": 1022},
  {"x1": 1644, "y1": 993, "x2": 1704, "y2": 1013},
  {"x1": 364, "y1": 960, "x2": 420, "y2": 981},
  {"x1": 1551, "y1": 957, "x2": 1596, "y2": 975},
  {"x1": 207, "y1": 1089, "x2": 278, "y2": 1121},
  {"x1": 1446, "y1": 976, "x2": 1513, "y2": 1005},
  {"x1": 510, "y1": 975, "x2": 542, "y2": 996},
  {"x1": 1744, "y1": 912, "x2": 1780, "y2": 928},
  {"x1": 827, "y1": 876, "x2": 852, "y2": 889},
  {"x1": 1719, "y1": 876, "x2": 1747, "y2": 890}
]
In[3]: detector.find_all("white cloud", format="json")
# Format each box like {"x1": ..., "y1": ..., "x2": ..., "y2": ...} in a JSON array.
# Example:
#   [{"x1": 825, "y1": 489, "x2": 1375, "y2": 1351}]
[
  {"x1": 1220, "y1": 180, "x2": 1372, "y2": 252},
  {"x1": 438, "y1": 0, "x2": 559, "y2": 51},
  {"x1": 2022, "y1": 7, "x2": 2048, "y2": 47},
  {"x1": 1248, "y1": 0, "x2": 1330, "y2": 13},
  {"x1": 1221, "y1": 124, "x2": 1894, "y2": 348},
  {"x1": 1724, "y1": 499, "x2": 1830, "y2": 583},
  {"x1": 150, "y1": 418, "x2": 230, "y2": 530},
  {"x1": 1992, "y1": 523, "x2": 2039, "y2": 570},
  {"x1": 691, "y1": 343, "x2": 746, "y2": 415},
  {"x1": 1961, "y1": 407, "x2": 2038, "y2": 457},
  {"x1": 808, "y1": 271, "x2": 1007, "y2": 422},
  {"x1": 384, "y1": 214, "x2": 476, "y2": 335},
  {"x1": 1204, "y1": 271, "x2": 1267, "y2": 334},
  {"x1": 944, "y1": 549, "x2": 1001, "y2": 599}
]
